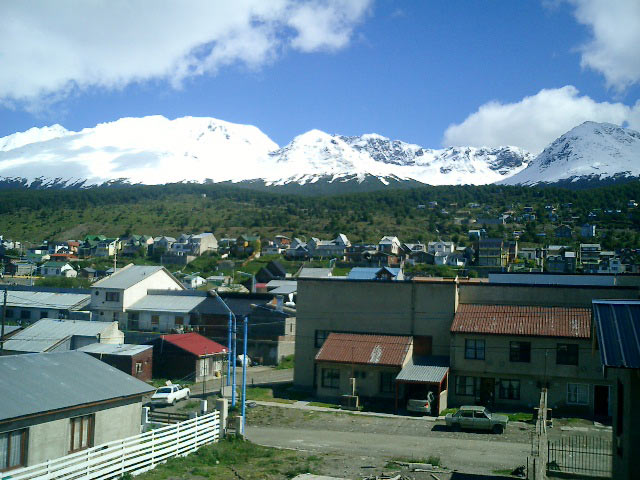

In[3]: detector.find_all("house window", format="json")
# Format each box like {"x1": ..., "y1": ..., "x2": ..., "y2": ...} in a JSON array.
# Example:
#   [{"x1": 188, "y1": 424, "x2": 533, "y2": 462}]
[
  {"x1": 567, "y1": 383, "x2": 589, "y2": 405},
  {"x1": 105, "y1": 292, "x2": 120, "y2": 302},
  {"x1": 151, "y1": 315, "x2": 159, "y2": 326},
  {"x1": 321, "y1": 368, "x2": 340, "y2": 389},
  {"x1": 464, "y1": 339, "x2": 485, "y2": 360},
  {"x1": 200, "y1": 358, "x2": 209, "y2": 377},
  {"x1": 455, "y1": 376, "x2": 477, "y2": 396},
  {"x1": 556, "y1": 344, "x2": 579, "y2": 366},
  {"x1": 69, "y1": 415, "x2": 94, "y2": 453},
  {"x1": 498, "y1": 379, "x2": 520, "y2": 400},
  {"x1": 315, "y1": 330, "x2": 330, "y2": 348},
  {"x1": 4, "y1": 309, "x2": 13, "y2": 318},
  {"x1": 0, "y1": 429, "x2": 27, "y2": 472},
  {"x1": 135, "y1": 362, "x2": 143, "y2": 374},
  {"x1": 379, "y1": 372, "x2": 395, "y2": 394},
  {"x1": 175, "y1": 316, "x2": 184, "y2": 326},
  {"x1": 20, "y1": 310, "x2": 30, "y2": 320},
  {"x1": 509, "y1": 342, "x2": 531, "y2": 363}
]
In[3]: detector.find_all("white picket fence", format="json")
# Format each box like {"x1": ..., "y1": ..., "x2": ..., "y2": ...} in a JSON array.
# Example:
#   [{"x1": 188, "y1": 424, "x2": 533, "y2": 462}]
[{"x1": 3, "y1": 411, "x2": 220, "y2": 480}]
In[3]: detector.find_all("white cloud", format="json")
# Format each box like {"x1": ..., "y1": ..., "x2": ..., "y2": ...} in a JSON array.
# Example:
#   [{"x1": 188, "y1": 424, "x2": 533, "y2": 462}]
[
  {"x1": 442, "y1": 86, "x2": 640, "y2": 153},
  {"x1": 570, "y1": 0, "x2": 640, "y2": 91},
  {"x1": 0, "y1": 0, "x2": 371, "y2": 107}
]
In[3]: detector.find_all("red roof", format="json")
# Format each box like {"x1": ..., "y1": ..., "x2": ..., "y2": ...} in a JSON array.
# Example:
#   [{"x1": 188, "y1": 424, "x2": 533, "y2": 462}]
[
  {"x1": 451, "y1": 304, "x2": 591, "y2": 339},
  {"x1": 315, "y1": 333, "x2": 412, "y2": 367},
  {"x1": 161, "y1": 333, "x2": 227, "y2": 356}
]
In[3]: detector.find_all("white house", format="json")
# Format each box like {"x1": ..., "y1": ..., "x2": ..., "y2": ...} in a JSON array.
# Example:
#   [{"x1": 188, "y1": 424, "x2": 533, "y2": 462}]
[
  {"x1": 41, "y1": 261, "x2": 77, "y2": 278},
  {"x1": 378, "y1": 236, "x2": 402, "y2": 255},
  {"x1": 182, "y1": 274, "x2": 207, "y2": 290},
  {"x1": 308, "y1": 234, "x2": 350, "y2": 258},
  {"x1": 90, "y1": 264, "x2": 184, "y2": 326},
  {"x1": 428, "y1": 241, "x2": 455, "y2": 255}
]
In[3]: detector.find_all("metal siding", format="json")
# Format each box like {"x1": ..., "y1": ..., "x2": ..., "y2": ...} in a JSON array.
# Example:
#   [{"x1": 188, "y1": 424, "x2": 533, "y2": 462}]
[
  {"x1": 396, "y1": 356, "x2": 449, "y2": 383},
  {"x1": 593, "y1": 301, "x2": 640, "y2": 368},
  {"x1": 5, "y1": 291, "x2": 91, "y2": 310}
]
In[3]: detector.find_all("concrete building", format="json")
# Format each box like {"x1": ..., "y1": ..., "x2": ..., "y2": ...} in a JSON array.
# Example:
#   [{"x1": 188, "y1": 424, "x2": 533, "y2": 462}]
[
  {"x1": 591, "y1": 300, "x2": 640, "y2": 480},
  {"x1": 477, "y1": 238, "x2": 507, "y2": 267},
  {"x1": 293, "y1": 277, "x2": 639, "y2": 414},
  {"x1": 78, "y1": 343, "x2": 153, "y2": 382},
  {"x1": 90, "y1": 264, "x2": 184, "y2": 325},
  {"x1": 0, "y1": 351, "x2": 153, "y2": 470},
  {"x1": 2, "y1": 319, "x2": 124, "y2": 354}
]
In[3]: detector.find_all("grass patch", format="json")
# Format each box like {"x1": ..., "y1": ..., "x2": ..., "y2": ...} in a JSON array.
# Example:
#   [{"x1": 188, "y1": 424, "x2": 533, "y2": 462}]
[
  {"x1": 245, "y1": 387, "x2": 296, "y2": 404},
  {"x1": 502, "y1": 412, "x2": 533, "y2": 423},
  {"x1": 177, "y1": 400, "x2": 200, "y2": 412},
  {"x1": 275, "y1": 354, "x2": 294, "y2": 370},
  {"x1": 440, "y1": 408, "x2": 458, "y2": 416},
  {"x1": 388, "y1": 455, "x2": 441, "y2": 467},
  {"x1": 492, "y1": 468, "x2": 514, "y2": 475},
  {"x1": 308, "y1": 402, "x2": 340, "y2": 409}
]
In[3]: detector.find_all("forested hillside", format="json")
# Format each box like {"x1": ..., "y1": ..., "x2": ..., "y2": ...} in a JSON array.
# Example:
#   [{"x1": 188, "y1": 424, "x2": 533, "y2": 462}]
[{"x1": 1, "y1": 182, "x2": 639, "y2": 247}]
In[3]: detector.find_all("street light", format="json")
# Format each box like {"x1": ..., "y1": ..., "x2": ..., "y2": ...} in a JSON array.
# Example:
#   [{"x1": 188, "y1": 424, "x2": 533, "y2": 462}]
[{"x1": 210, "y1": 291, "x2": 237, "y2": 407}]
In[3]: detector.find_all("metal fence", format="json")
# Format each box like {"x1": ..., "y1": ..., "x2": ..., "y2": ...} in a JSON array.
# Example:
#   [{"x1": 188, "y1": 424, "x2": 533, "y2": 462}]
[
  {"x1": 3, "y1": 411, "x2": 219, "y2": 480},
  {"x1": 547, "y1": 436, "x2": 612, "y2": 477}
]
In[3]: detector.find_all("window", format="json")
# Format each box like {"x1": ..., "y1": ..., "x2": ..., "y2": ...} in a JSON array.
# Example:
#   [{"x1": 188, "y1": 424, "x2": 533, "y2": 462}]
[
  {"x1": 151, "y1": 315, "x2": 159, "y2": 326},
  {"x1": 379, "y1": 372, "x2": 395, "y2": 394},
  {"x1": 567, "y1": 383, "x2": 589, "y2": 405},
  {"x1": 556, "y1": 344, "x2": 579, "y2": 366},
  {"x1": 353, "y1": 370, "x2": 367, "y2": 379},
  {"x1": 321, "y1": 368, "x2": 340, "y2": 389},
  {"x1": 4, "y1": 309, "x2": 13, "y2": 318},
  {"x1": 509, "y1": 342, "x2": 531, "y2": 363},
  {"x1": 455, "y1": 376, "x2": 477, "y2": 396},
  {"x1": 200, "y1": 358, "x2": 209, "y2": 377},
  {"x1": 135, "y1": 362, "x2": 143, "y2": 374},
  {"x1": 465, "y1": 339, "x2": 485, "y2": 360},
  {"x1": 105, "y1": 292, "x2": 120, "y2": 302},
  {"x1": 20, "y1": 310, "x2": 30, "y2": 320},
  {"x1": 40, "y1": 310, "x2": 48, "y2": 319},
  {"x1": 315, "y1": 330, "x2": 330, "y2": 348},
  {"x1": 175, "y1": 316, "x2": 184, "y2": 326},
  {"x1": 70, "y1": 415, "x2": 94, "y2": 453},
  {"x1": 498, "y1": 379, "x2": 520, "y2": 400},
  {"x1": 0, "y1": 429, "x2": 27, "y2": 472}
]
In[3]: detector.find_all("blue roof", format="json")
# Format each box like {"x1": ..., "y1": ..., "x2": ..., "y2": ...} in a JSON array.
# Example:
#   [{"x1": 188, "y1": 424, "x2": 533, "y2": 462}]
[
  {"x1": 592, "y1": 300, "x2": 640, "y2": 369},
  {"x1": 347, "y1": 267, "x2": 402, "y2": 280}
]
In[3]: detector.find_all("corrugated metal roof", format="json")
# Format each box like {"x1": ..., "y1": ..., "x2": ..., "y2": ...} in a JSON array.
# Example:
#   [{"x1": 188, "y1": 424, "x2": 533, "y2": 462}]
[
  {"x1": 1, "y1": 325, "x2": 21, "y2": 338},
  {"x1": 315, "y1": 333, "x2": 412, "y2": 367},
  {"x1": 451, "y1": 304, "x2": 591, "y2": 338},
  {"x1": 3, "y1": 319, "x2": 119, "y2": 353},
  {"x1": 592, "y1": 300, "x2": 640, "y2": 368},
  {"x1": 157, "y1": 332, "x2": 227, "y2": 356},
  {"x1": 298, "y1": 268, "x2": 333, "y2": 278},
  {"x1": 396, "y1": 356, "x2": 449, "y2": 384},
  {"x1": 347, "y1": 267, "x2": 402, "y2": 280},
  {"x1": 269, "y1": 285, "x2": 297, "y2": 295},
  {"x1": 0, "y1": 351, "x2": 154, "y2": 422},
  {"x1": 78, "y1": 343, "x2": 153, "y2": 356},
  {"x1": 93, "y1": 264, "x2": 181, "y2": 289},
  {"x1": 128, "y1": 294, "x2": 206, "y2": 313},
  {"x1": 6, "y1": 290, "x2": 90, "y2": 309}
]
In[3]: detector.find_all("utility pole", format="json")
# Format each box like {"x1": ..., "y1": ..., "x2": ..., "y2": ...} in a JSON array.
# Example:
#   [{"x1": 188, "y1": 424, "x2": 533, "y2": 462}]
[
  {"x1": 232, "y1": 315, "x2": 237, "y2": 408},
  {"x1": 1, "y1": 288, "x2": 7, "y2": 352},
  {"x1": 113, "y1": 244, "x2": 118, "y2": 273},
  {"x1": 241, "y1": 315, "x2": 248, "y2": 434}
]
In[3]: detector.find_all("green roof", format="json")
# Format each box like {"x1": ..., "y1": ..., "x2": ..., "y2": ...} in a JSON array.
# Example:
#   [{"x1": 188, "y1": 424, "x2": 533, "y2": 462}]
[{"x1": 42, "y1": 261, "x2": 71, "y2": 267}]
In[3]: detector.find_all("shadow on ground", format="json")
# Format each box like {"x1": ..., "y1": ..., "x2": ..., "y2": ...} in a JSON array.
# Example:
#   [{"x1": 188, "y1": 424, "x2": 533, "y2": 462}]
[{"x1": 451, "y1": 473, "x2": 515, "y2": 480}]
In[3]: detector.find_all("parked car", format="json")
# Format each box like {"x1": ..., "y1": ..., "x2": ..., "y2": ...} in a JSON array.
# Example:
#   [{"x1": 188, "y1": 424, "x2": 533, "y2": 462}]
[
  {"x1": 406, "y1": 391, "x2": 435, "y2": 415},
  {"x1": 150, "y1": 384, "x2": 190, "y2": 407},
  {"x1": 445, "y1": 405, "x2": 508, "y2": 434}
]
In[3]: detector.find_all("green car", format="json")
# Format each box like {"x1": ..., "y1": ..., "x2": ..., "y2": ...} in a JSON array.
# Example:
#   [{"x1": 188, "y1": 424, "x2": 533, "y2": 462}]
[{"x1": 445, "y1": 406, "x2": 508, "y2": 434}]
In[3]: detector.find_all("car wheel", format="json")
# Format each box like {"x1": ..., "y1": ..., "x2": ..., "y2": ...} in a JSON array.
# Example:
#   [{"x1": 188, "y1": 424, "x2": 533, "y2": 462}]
[
  {"x1": 171, "y1": 400, "x2": 176, "y2": 406},
  {"x1": 493, "y1": 424, "x2": 504, "y2": 434},
  {"x1": 186, "y1": 392, "x2": 190, "y2": 399}
]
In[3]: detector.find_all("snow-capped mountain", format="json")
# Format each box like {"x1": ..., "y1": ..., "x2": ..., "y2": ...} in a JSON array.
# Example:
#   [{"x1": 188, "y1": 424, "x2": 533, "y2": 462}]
[
  {"x1": 0, "y1": 116, "x2": 533, "y2": 189},
  {"x1": 502, "y1": 122, "x2": 640, "y2": 186}
]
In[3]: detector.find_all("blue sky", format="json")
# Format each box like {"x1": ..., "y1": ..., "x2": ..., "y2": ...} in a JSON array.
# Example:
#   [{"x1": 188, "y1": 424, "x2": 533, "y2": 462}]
[{"x1": 1, "y1": 0, "x2": 639, "y2": 152}]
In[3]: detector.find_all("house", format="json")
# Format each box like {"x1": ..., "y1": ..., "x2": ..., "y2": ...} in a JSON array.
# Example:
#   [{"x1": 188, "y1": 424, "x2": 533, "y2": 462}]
[
  {"x1": 428, "y1": 241, "x2": 454, "y2": 255},
  {"x1": 598, "y1": 257, "x2": 625, "y2": 274},
  {"x1": 468, "y1": 229, "x2": 487, "y2": 240},
  {"x1": 41, "y1": 261, "x2": 77, "y2": 277},
  {"x1": 476, "y1": 217, "x2": 506, "y2": 226},
  {"x1": 94, "y1": 238, "x2": 120, "y2": 257},
  {"x1": 450, "y1": 304, "x2": 609, "y2": 415},
  {"x1": 79, "y1": 266, "x2": 99, "y2": 281},
  {"x1": 233, "y1": 235, "x2": 260, "y2": 256},
  {"x1": 308, "y1": 234, "x2": 350, "y2": 258},
  {"x1": 1, "y1": 287, "x2": 91, "y2": 324},
  {"x1": 0, "y1": 351, "x2": 153, "y2": 470},
  {"x1": 297, "y1": 267, "x2": 333, "y2": 279},
  {"x1": 546, "y1": 251, "x2": 577, "y2": 273},
  {"x1": 345, "y1": 243, "x2": 379, "y2": 264},
  {"x1": 554, "y1": 225, "x2": 573, "y2": 239},
  {"x1": 121, "y1": 235, "x2": 154, "y2": 256},
  {"x1": 4, "y1": 261, "x2": 35, "y2": 277},
  {"x1": 189, "y1": 233, "x2": 218, "y2": 255},
  {"x1": 145, "y1": 332, "x2": 227, "y2": 382},
  {"x1": 261, "y1": 242, "x2": 284, "y2": 256},
  {"x1": 1, "y1": 319, "x2": 124, "y2": 354},
  {"x1": 580, "y1": 243, "x2": 601, "y2": 272},
  {"x1": 153, "y1": 236, "x2": 176, "y2": 253},
  {"x1": 434, "y1": 252, "x2": 449, "y2": 266},
  {"x1": 78, "y1": 343, "x2": 153, "y2": 382},
  {"x1": 255, "y1": 260, "x2": 287, "y2": 284},
  {"x1": 285, "y1": 238, "x2": 309, "y2": 259},
  {"x1": 182, "y1": 274, "x2": 207, "y2": 290},
  {"x1": 26, "y1": 247, "x2": 50, "y2": 263},
  {"x1": 581, "y1": 224, "x2": 596, "y2": 238},
  {"x1": 90, "y1": 264, "x2": 185, "y2": 325},
  {"x1": 591, "y1": 300, "x2": 640, "y2": 480},
  {"x1": 378, "y1": 236, "x2": 402, "y2": 255},
  {"x1": 477, "y1": 238, "x2": 507, "y2": 267},
  {"x1": 347, "y1": 267, "x2": 404, "y2": 281}
]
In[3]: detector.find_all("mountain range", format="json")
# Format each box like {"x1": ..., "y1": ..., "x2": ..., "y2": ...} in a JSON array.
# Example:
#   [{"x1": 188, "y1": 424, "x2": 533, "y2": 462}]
[{"x1": 0, "y1": 116, "x2": 638, "y2": 191}]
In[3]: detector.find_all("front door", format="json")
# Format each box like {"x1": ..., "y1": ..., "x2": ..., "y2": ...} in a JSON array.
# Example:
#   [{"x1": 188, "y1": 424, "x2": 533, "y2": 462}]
[
  {"x1": 594, "y1": 385, "x2": 610, "y2": 417},
  {"x1": 479, "y1": 378, "x2": 495, "y2": 407}
]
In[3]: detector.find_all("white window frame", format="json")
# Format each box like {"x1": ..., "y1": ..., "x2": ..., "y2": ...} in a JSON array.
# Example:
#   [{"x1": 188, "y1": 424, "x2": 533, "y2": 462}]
[{"x1": 567, "y1": 383, "x2": 589, "y2": 405}]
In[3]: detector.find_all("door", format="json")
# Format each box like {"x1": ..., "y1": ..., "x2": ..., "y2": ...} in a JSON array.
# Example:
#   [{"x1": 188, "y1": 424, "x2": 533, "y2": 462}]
[
  {"x1": 479, "y1": 378, "x2": 495, "y2": 407},
  {"x1": 459, "y1": 409, "x2": 474, "y2": 429},
  {"x1": 594, "y1": 385, "x2": 610, "y2": 417},
  {"x1": 474, "y1": 410, "x2": 492, "y2": 430}
]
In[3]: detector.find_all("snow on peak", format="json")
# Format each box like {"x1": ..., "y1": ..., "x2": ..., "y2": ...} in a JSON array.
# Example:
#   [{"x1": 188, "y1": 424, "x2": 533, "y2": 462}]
[
  {"x1": 502, "y1": 121, "x2": 640, "y2": 185},
  {"x1": 0, "y1": 124, "x2": 70, "y2": 151}
]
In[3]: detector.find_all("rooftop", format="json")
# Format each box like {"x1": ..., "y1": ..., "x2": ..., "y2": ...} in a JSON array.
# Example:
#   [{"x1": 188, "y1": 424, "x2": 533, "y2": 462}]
[
  {"x1": 592, "y1": 300, "x2": 640, "y2": 369},
  {"x1": 93, "y1": 264, "x2": 182, "y2": 290},
  {"x1": 396, "y1": 355, "x2": 449, "y2": 384},
  {"x1": 78, "y1": 343, "x2": 153, "y2": 356},
  {"x1": 315, "y1": 333, "x2": 412, "y2": 367},
  {"x1": 0, "y1": 351, "x2": 153, "y2": 422},
  {"x1": 5, "y1": 290, "x2": 90, "y2": 310},
  {"x1": 156, "y1": 332, "x2": 227, "y2": 356},
  {"x1": 451, "y1": 304, "x2": 591, "y2": 339}
]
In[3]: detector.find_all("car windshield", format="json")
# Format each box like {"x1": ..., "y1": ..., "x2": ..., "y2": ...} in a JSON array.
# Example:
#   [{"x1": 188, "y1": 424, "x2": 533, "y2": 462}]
[
  {"x1": 484, "y1": 408, "x2": 492, "y2": 417},
  {"x1": 156, "y1": 388, "x2": 172, "y2": 393}
]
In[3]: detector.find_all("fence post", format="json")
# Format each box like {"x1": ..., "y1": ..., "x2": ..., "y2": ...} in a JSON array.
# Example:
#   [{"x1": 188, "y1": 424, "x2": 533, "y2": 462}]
[
  {"x1": 121, "y1": 439, "x2": 126, "y2": 476},
  {"x1": 151, "y1": 429, "x2": 155, "y2": 467},
  {"x1": 194, "y1": 414, "x2": 199, "y2": 450},
  {"x1": 176, "y1": 420, "x2": 181, "y2": 456}
]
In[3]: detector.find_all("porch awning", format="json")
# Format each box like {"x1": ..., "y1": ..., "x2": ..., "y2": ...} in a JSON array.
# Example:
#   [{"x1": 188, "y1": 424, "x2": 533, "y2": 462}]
[{"x1": 395, "y1": 356, "x2": 449, "y2": 384}]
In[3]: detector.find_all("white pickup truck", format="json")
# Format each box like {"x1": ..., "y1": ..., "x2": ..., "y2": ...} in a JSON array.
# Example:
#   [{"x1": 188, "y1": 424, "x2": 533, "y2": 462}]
[{"x1": 150, "y1": 384, "x2": 190, "y2": 407}]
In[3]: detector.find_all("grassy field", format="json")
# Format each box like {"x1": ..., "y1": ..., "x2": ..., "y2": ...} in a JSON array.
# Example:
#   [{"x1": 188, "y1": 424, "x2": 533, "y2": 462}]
[
  {"x1": 275, "y1": 354, "x2": 294, "y2": 370},
  {"x1": 133, "y1": 436, "x2": 322, "y2": 480}
]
